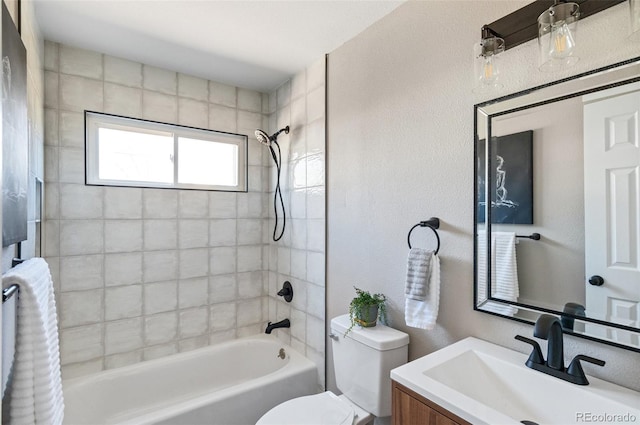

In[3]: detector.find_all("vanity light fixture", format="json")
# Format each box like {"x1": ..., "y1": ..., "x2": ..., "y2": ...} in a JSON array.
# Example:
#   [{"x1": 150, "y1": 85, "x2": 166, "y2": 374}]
[
  {"x1": 476, "y1": 0, "x2": 625, "y2": 79},
  {"x1": 473, "y1": 26, "x2": 505, "y2": 93},
  {"x1": 538, "y1": 1, "x2": 580, "y2": 71}
]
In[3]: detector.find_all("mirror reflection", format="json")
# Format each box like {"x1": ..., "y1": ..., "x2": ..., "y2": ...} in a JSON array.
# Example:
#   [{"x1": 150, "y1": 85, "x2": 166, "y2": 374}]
[{"x1": 474, "y1": 57, "x2": 640, "y2": 351}]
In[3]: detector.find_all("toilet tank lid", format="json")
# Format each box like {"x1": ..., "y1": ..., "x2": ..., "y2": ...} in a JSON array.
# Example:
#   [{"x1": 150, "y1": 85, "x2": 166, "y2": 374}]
[{"x1": 331, "y1": 314, "x2": 409, "y2": 351}]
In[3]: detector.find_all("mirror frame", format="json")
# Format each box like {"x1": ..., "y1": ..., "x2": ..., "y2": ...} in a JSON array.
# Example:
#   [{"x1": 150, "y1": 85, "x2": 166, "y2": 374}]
[{"x1": 473, "y1": 56, "x2": 640, "y2": 353}]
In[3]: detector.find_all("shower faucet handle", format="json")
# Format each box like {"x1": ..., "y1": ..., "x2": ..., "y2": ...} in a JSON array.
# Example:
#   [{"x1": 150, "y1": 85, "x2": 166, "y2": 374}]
[{"x1": 277, "y1": 281, "x2": 293, "y2": 302}]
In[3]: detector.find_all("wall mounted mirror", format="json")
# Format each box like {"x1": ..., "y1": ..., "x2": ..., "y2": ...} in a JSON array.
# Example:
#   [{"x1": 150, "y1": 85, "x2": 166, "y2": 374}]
[{"x1": 474, "y1": 57, "x2": 640, "y2": 352}]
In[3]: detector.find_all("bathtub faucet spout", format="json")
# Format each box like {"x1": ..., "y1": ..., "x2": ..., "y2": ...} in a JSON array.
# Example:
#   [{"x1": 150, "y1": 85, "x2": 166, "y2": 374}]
[{"x1": 265, "y1": 318, "x2": 290, "y2": 334}]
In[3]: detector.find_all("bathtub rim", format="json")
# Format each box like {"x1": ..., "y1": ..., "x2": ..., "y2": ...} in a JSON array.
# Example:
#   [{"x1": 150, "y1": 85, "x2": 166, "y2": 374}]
[
  {"x1": 63, "y1": 334, "x2": 307, "y2": 387},
  {"x1": 62, "y1": 334, "x2": 318, "y2": 425}
]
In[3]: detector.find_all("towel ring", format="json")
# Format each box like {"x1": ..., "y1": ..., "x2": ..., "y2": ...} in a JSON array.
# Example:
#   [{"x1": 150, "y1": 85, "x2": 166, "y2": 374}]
[{"x1": 407, "y1": 217, "x2": 440, "y2": 254}]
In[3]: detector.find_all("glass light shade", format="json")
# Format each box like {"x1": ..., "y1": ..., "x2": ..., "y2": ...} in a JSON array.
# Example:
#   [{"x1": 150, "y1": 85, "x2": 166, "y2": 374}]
[
  {"x1": 631, "y1": 0, "x2": 640, "y2": 41},
  {"x1": 473, "y1": 36, "x2": 505, "y2": 93},
  {"x1": 538, "y1": 2, "x2": 580, "y2": 72}
]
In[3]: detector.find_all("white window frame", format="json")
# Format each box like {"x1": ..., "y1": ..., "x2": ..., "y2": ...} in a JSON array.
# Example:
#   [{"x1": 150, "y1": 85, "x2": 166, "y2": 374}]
[{"x1": 85, "y1": 111, "x2": 247, "y2": 192}]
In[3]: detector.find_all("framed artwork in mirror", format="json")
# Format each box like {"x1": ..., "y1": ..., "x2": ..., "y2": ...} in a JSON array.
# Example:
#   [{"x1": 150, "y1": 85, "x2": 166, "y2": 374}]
[{"x1": 477, "y1": 130, "x2": 533, "y2": 224}]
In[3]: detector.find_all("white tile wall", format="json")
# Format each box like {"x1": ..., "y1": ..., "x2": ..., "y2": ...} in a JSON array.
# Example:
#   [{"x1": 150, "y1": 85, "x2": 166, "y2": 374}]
[
  {"x1": 105, "y1": 83, "x2": 142, "y2": 117},
  {"x1": 58, "y1": 148, "x2": 84, "y2": 183},
  {"x1": 59, "y1": 221, "x2": 103, "y2": 255},
  {"x1": 60, "y1": 254, "x2": 103, "y2": 290},
  {"x1": 104, "y1": 221, "x2": 143, "y2": 253},
  {"x1": 104, "y1": 56, "x2": 142, "y2": 88},
  {"x1": 105, "y1": 253, "x2": 142, "y2": 286},
  {"x1": 61, "y1": 324, "x2": 103, "y2": 364},
  {"x1": 59, "y1": 111, "x2": 84, "y2": 147},
  {"x1": 209, "y1": 247, "x2": 237, "y2": 275},
  {"x1": 104, "y1": 188, "x2": 142, "y2": 219},
  {"x1": 60, "y1": 290, "x2": 103, "y2": 327},
  {"x1": 105, "y1": 318, "x2": 143, "y2": 355},
  {"x1": 143, "y1": 66, "x2": 177, "y2": 95},
  {"x1": 41, "y1": 41, "x2": 326, "y2": 383},
  {"x1": 178, "y1": 248, "x2": 209, "y2": 279},
  {"x1": 143, "y1": 251, "x2": 178, "y2": 282},
  {"x1": 209, "y1": 274, "x2": 237, "y2": 303},
  {"x1": 178, "y1": 74, "x2": 208, "y2": 101},
  {"x1": 143, "y1": 220, "x2": 178, "y2": 250},
  {"x1": 178, "y1": 220, "x2": 209, "y2": 249},
  {"x1": 179, "y1": 277, "x2": 208, "y2": 309},
  {"x1": 179, "y1": 308, "x2": 208, "y2": 338},
  {"x1": 105, "y1": 285, "x2": 143, "y2": 320},
  {"x1": 44, "y1": 42, "x2": 272, "y2": 376},
  {"x1": 59, "y1": 45, "x2": 103, "y2": 79},
  {"x1": 208, "y1": 104, "x2": 237, "y2": 133},
  {"x1": 178, "y1": 191, "x2": 209, "y2": 218},
  {"x1": 178, "y1": 98, "x2": 208, "y2": 128},
  {"x1": 209, "y1": 81, "x2": 236, "y2": 107},
  {"x1": 144, "y1": 313, "x2": 178, "y2": 345},
  {"x1": 144, "y1": 281, "x2": 178, "y2": 314},
  {"x1": 209, "y1": 192, "x2": 237, "y2": 218},
  {"x1": 209, "y1": 219, "x2": 237, "y2": 246},
  {"x1": 143, "y1": 189, "x2": 178, "y2": 218},
  {"x1": 266, "y1": 57, "x2": 326, "y2": 389},
  {"x1": 59, "y1": 74, "x2": 103, "y2": 112},
  {"x1": 142, "y1": 90, "x2": 178, "y2": 122},
  {"x1": 210, "y1": 303, "x2": 236, "y2": 331}
]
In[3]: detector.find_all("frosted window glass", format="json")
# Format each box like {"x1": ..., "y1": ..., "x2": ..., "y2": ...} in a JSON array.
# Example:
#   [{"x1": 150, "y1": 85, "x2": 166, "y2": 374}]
[
  {"x1": 177, "y1": 137, "x2": 238, "y2": 186},
  {"x1": 98, "y1": 128, "x2": 174, "y2": 183}
]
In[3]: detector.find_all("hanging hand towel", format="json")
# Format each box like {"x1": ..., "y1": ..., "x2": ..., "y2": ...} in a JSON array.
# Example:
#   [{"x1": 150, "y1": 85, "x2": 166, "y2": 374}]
[
  {"x1": 404, "y1": 248, "x2": 433, "y2": 301},
  {"x1": 476, "y1": 231, "x2": 519, "y2": 316},
  {"x1": 3, "y1": 258, "x2": 64, "y2": 425},
  {"x1": 405, "y1": 254, "x2": 440, "y2": 329}
]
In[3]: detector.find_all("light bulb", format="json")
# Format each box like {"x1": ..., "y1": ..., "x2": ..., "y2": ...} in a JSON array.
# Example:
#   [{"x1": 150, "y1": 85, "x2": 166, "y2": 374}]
[
  {"x1": 549, "y1": 21, "x2": 576, "y2": 58},
  {"x1": 473, "y1": 35, "x2": 504, "y2": 92},
  {"x1": 482, "y1": 56, "x2": 498, "y2": 84},
  {"x1": 538, "y1": 2, "x2": 580, "y2": 71}
]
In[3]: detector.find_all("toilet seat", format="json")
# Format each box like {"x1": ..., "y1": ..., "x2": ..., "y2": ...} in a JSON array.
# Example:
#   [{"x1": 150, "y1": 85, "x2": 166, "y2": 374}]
[{"x1": 256, "y1": 391, "x2": 354, "y2": 425}]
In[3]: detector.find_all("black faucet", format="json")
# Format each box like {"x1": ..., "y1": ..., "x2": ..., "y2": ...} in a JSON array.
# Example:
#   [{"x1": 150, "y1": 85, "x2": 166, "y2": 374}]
[
  {"x1": 515, "y1": 314, "x2": 605, "y2": 385},
  {"x1": 265, "y1": 318, "x2": 290, "y2": 334},
  {"x1": 534, "y1": 314, "x2": 564, "y2": 370}
]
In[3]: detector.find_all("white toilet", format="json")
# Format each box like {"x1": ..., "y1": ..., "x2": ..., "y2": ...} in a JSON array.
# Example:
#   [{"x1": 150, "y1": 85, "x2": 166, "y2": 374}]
[{"x1": 257, "y1": 314, "x2": 410, "y2": 425}]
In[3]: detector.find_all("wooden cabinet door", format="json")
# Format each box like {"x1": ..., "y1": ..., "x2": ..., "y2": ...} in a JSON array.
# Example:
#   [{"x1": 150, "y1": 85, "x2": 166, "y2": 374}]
[{"x1": 392, "y1": 381, "x2": 469, "y2": 425}]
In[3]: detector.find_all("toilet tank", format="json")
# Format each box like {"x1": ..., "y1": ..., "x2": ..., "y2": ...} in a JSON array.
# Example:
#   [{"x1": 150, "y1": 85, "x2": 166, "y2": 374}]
[{"x1": 330, "y1": 314, "x2": 409, "y2": 417}]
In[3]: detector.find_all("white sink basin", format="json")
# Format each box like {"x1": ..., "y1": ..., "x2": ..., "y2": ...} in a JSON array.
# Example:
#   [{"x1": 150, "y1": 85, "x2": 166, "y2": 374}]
[{"x1": 390, "y1": 337, "x2": 640, "y2": 425}]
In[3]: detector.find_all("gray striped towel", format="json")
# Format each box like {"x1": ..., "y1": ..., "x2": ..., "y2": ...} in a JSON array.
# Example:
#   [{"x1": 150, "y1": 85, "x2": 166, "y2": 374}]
[{"x1": 405, "y1": 248, "x2": 433, "y2": 301}]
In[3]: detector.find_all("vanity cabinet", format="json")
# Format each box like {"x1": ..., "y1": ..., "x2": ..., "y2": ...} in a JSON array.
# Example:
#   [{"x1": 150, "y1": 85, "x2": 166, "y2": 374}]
[{"x1": 392, "y1": 381, "x2": 470, "y2": 425}]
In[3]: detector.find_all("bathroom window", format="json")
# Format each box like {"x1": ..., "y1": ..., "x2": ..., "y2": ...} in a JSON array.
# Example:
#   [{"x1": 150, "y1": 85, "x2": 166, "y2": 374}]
[{"x1": 85, "y1": 111, "x2": 247, "y2": 191}]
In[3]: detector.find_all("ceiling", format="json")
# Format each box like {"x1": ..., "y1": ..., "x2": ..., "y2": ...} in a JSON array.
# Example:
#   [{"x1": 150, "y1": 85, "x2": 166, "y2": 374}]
[{"x1": 35, "y1": 0, "x2": 405, "y2": 92}]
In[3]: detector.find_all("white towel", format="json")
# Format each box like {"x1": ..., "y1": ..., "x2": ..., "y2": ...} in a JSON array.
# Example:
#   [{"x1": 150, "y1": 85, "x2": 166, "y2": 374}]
[
  {"x1": 404, "y1": 248, "x2": 433, "y2": 301},
  {"x1": 477, "y1": 232, "x2": 519, "y2": 316},
  {"x1": 3, "y1": 258, "x2": 64, "y2": 425},
  {"x1": 405, "y1": 254, "x2": 440, "y2": 329}
]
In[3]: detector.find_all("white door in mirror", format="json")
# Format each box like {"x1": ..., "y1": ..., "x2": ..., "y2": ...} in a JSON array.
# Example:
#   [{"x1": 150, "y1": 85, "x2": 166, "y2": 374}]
[{"x1": 583, "y1": 83, "x2": 640, "y2": 343}]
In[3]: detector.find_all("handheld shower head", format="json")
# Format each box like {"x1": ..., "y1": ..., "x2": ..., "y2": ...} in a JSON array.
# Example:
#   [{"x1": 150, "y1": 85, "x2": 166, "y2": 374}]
[
  {"x1": 254, "y1": 129, "x2": 271, "y2": 146},
  {"x1": 254, "y1": 126, "x2": 290, "y2": 147},
  {"x1": 253, "y1": 125, "x2": 290, "y2": 242}
]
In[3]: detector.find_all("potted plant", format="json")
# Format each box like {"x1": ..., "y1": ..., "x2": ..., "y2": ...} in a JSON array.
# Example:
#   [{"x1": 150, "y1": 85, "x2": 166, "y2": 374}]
[{"x1": 346, "y1": 287, "x2": 387, "y2": 335}]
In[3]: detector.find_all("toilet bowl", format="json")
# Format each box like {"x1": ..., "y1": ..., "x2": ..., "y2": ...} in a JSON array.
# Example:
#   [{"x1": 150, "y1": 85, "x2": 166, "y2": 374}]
[
  {"x1": 256, "y1": 391, "x2": 373, "y2": 425},
  {"x1": 256, "y1": 314, "x2": 409, "y2": 425}
]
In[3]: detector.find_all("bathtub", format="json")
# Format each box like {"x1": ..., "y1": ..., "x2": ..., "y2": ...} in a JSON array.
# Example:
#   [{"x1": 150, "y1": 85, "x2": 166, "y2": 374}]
[{"x1": 62, "y1": 335, "x2": 318, "y2": 425}]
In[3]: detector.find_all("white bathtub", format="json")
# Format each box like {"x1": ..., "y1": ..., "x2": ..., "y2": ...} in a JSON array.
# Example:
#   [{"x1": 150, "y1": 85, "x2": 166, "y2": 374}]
[{"x1": 62, "y1": 335, "x2": 318, "y2": 425}]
